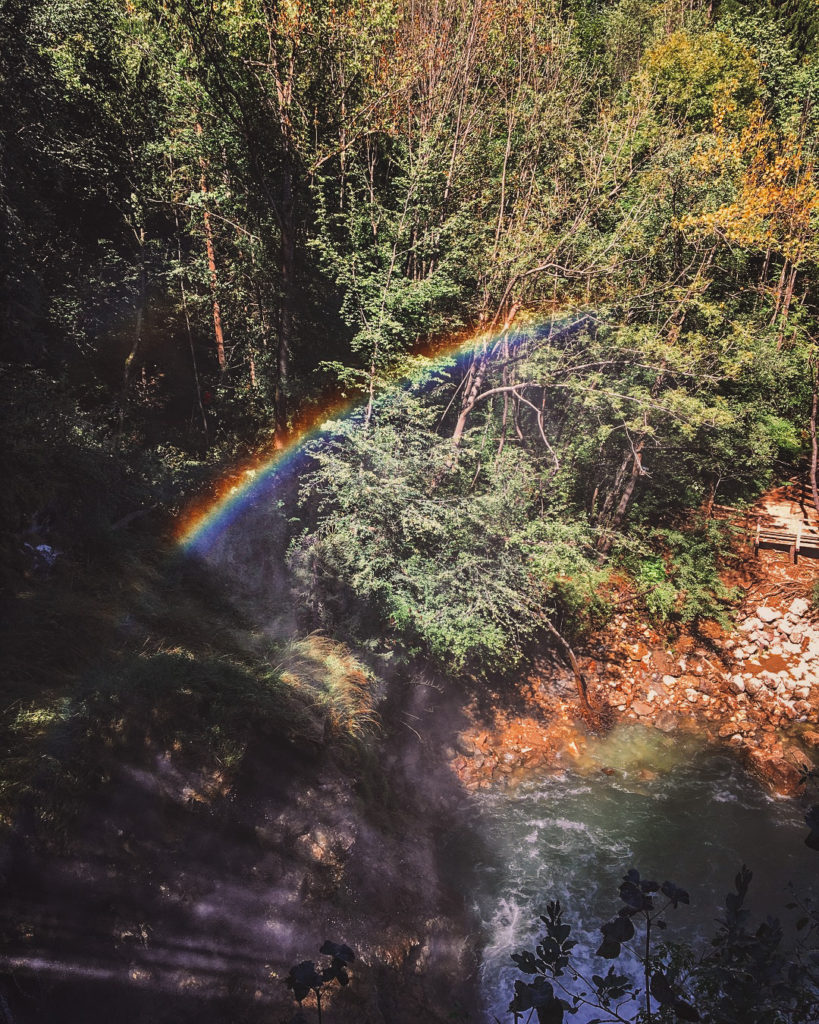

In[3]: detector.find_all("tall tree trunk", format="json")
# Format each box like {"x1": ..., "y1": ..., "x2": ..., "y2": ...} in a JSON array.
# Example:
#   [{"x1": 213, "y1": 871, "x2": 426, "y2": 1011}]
[
  {"x1": 810, "y1": 359, "x2": 819, "y2": 517},
  {"x1": 597, "y1": 440, "x2": 645, "y2": 556},
  {"x1": 597, "y1": 447, "x2": 632, "y2": 524},
  {"x1": 776, "y1": 262, "x2": 798, "y2": 349},
  {"x1": 770, "y1": 259, "x2": 789, "y2": 326},
  {"x1": 452, "y1": 304, "x2": 520, "y2": 448},
  {"x1": 276, "y1": 162, "x2": 296, "y2": 437},
  {"x1": 119, "y1": 226, "x2": 146, "y2": 438},
  {"x1": 452, "y1": 347, "x2": 490, "y2": 448},
  {"x1": 196, "y1": 123, "x2": 227, "y2": 372},
  {"x1": 174, "y1": 210, "x2": 208, "y2": 438}
]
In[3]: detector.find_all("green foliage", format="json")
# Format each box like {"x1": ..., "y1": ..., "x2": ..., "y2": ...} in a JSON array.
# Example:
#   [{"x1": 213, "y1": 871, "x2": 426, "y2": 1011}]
[
  {"x1": 647, "y1": 30, "x2": 761, "y2": 129},
  {"x1": 290, "y1": 391, "x2": 607, "y2": 678},
  {"x1": 620, "y1": 523, "x2": 740, "y2": 626}
]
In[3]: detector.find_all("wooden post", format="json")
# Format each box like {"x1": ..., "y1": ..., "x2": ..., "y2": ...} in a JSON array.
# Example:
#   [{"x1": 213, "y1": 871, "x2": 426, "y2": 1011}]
[
  {"x1": 754, "y1": 520, "x2": 760, "y2": 557},
  {"x1": 795, "y1": 520, "x2": 803, "y2": 564}
]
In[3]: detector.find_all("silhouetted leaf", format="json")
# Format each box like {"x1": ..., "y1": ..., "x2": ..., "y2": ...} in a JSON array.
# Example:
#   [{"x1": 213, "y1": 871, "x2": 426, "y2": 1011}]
[
  {"x1": 511, "y1": 950, "x2": 539, "y2": 974},
  {"x1": 595, "y1": 938, "x2": 621, "y2": 959},
  {"x1": 286, "y1": 961, "x2": 322, "y2": 1003},
  {"x1": 651, "y1": 971, "x2": 676, "y2": 1005},
  {"x1": 320, "y1": 940, "x2": 355, "y2": 963},
  {"x1": 651, "y1": 970, "x2": 700, "y2": 1021},
  {"x1": 601, "y1": 916, "x2": 635, "y2": 943},
  {"x1": 674, "y1": 999, "x2": 700, "y2": 1021},
  {"x1": 661, "y1": 881, "x2": 690, "y2": 908}
]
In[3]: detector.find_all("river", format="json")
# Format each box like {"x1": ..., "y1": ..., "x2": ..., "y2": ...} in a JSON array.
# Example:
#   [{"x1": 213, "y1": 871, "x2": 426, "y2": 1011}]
[{"x1": 474, "y1": 724, "x2": 817, "y2": 1022}]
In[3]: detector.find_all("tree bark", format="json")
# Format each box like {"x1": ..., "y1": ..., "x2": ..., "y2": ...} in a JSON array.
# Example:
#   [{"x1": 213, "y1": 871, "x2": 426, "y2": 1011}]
[
  {"x1": 196, "y1": 123, "x2": 227, "y2": 373},
  {"x1": 174, "y1": 209, "x2": 208, "y2": 438},
  {"x1": 775, "y1": 262, "x2": 798, "y2": 350},
  {"x1": 118, "y1": 225, "x2": 146, "y2": 438},
  {"x1": 810, "y1": 359, "x2": 819, "y2": 517},
  {"x1": 276, "y1": 162, "x2": 296, "y2": 434},
  {"x1": 544, "y1": 619, "x2": 593, "y2": 713},
  {"x1": 452, "y1": 304, "x2": 520, "y2": 448},
  {"x1": 597, "y1": 439, "x2": 645, "y2": 556}
]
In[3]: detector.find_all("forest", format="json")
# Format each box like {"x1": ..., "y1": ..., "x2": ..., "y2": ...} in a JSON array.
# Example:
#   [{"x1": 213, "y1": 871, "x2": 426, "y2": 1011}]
[{"x1": 2, "y1": 0, "x2": 819, "y2": 1021}]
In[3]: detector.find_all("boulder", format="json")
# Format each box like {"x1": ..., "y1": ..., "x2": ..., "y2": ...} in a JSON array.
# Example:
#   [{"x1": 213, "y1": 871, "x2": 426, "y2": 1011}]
[
  {"x1": 654, "y1": 712, "x2": 678, "y2": 733},
  {"x1": 789, "y1": 597, "x2": 810, "y2": 617},
  {"x1": 744, "y1": 745, "x2": 804, "y2": 796},
  {"x1": 756, "y1": 606, "x2": 781, "y2": 623},
  {"x1": 625, "y1": 641, "x2": 649, "y2": 661},
  {"x1": 652, "y1": 650, "x2": 677, "y2": 675}
]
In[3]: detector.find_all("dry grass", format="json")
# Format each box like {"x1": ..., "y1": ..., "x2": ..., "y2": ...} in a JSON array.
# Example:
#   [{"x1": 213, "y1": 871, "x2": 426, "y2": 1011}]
[{"x1": 278, "y1": 634, "x2": 380, "y2": 740}]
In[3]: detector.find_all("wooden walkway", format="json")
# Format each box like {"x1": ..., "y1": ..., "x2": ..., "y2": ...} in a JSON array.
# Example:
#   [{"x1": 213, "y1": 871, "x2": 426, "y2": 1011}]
[
  {"x1": 711, "y1": 480, "x2": 819, "y2": 563},
  {"x1": 752, "y1": 517, "x2": 819, "y2": 562}
]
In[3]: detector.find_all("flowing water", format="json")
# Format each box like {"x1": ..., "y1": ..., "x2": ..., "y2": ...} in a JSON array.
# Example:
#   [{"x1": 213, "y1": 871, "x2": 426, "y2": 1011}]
[{"x1": 474, "y1": 724, "x2": 817, "y2": 1023}]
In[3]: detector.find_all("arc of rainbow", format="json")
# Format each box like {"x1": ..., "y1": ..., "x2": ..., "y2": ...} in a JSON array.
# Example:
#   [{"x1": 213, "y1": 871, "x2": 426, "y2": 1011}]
[{"x1": 177, "y1": 312, "x2": 593, "y2": 555}]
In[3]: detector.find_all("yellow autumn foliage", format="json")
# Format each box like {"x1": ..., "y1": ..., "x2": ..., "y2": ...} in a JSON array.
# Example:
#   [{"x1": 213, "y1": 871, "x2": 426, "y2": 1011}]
[{"x1": 679, "y1": 109, "x2": 819, "y2": 265}]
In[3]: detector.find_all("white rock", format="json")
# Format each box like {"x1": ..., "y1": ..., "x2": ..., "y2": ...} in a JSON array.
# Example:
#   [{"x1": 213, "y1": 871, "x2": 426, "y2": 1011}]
[
  {"x1": 797, "y1": 687, "x2": 811, "y2": 700},
  {"x1": 789, "y1": 597, "x2": 810, "y2": 617},
  {"x1": 770, "y1": 644, "x2": 783, "y2": 656},
  {"x1": 784, "y1": 642, "x2": 802, "y2": 655},
  {"x1": 745, "y1": 678, "x2": 763, "y2": 696},
  {"x1": 662, "y1": 675, "x2": 676, "y2": 687},
  {"x1": 740, "y1": 618, "x2": 762, "y2": 632},
  {"x1": 685, "y1": 688, "x2": 698, "y2": 703},
  {"x1": 757, "y1": 606, "x2": 781, "y2": 623},
  {"x1": 731, "y1": 676, "x2": 746, "y2": 693}
]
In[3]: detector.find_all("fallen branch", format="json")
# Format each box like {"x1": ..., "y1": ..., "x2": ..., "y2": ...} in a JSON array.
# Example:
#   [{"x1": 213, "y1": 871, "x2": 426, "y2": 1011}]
[{"x1": 543, "y1": 618, "x2": 594, "y2": 715}]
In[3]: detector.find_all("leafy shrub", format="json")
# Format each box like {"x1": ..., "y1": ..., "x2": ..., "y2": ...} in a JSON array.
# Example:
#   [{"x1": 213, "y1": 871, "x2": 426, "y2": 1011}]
[
  {"x1": 289, "y1": 407, "x2": 608, "y2": 679},
  {"x1": 507, "y1": 859, "x2": 819, "y2": 1024},
  {"x1": 621, "y1": 522, "x2": 739, "y2": 626}
]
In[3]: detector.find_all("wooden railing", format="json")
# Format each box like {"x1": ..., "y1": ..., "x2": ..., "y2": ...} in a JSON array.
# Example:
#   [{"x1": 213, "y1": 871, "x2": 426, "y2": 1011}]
[{"x1": 753, "y1": 518, "x2": 819, "y2": 562}]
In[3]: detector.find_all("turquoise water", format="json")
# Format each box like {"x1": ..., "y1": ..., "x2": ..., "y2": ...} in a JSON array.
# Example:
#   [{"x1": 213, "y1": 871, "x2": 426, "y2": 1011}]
[{"x1": 474, "y1": 725, "x2": 817, "y2": 1022}]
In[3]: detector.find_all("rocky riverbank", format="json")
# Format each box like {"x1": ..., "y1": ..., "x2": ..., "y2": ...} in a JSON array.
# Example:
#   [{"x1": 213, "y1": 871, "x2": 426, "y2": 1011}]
[{"x1": 452, "y1": 580, "x2": 819, "y2": 797}]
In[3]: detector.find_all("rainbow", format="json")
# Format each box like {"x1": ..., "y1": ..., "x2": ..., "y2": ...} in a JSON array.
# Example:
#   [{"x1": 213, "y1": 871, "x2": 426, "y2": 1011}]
[{"x1": 176, "y1": 312, "x2": 593, "y2": 555}]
